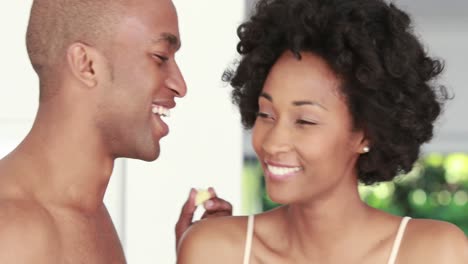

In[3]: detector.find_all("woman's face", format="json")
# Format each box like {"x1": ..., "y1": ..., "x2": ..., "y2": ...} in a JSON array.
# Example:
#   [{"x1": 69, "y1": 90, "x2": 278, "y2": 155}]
[{"x1": 252, "y1": 51, "x2": 368, "y2": 204}]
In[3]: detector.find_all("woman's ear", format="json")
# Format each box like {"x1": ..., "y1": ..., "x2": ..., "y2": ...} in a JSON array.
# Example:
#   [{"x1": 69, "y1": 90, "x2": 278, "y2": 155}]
[
  {"x1": 357, "y1": 135, "x2": 370, "y2": 154},
  {"x1": 352, "y1": 127, "x2": 371, "y2": 155}
]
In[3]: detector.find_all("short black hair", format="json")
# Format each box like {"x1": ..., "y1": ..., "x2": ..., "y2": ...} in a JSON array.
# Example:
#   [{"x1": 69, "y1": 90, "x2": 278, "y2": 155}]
[{"x1": 224, "y1": 0, "x2": 449, "y2": 184}]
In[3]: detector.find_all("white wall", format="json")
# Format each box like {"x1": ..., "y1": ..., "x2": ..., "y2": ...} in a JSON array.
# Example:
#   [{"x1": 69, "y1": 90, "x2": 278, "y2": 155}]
[{"x1": 0, "y1": 1, "x2": 244, "y2": 263}]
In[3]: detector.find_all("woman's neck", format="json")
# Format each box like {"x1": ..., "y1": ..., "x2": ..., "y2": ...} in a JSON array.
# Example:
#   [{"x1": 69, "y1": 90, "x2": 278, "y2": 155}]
[{"x1": 280, "y1": 184, "x2": 376, "y2": 260}]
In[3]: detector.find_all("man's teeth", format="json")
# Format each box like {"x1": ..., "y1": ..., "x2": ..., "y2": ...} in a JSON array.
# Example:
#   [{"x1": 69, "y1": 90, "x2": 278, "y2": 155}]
[
  {"x1": 152, "y1": 105, "x2": 170, "y2": 117},
  {"x1": 267, "y1": 164, "x2": 302, "y2": 175}
]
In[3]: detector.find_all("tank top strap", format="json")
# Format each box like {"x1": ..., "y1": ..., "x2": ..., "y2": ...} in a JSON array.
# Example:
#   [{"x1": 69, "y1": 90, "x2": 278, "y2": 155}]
[
  {"x1": 387, "y1": 216, "x2": 411, "y2": 264},
  {"x1": 242, "y1": 215, "x2": 255, "y2": 264}
]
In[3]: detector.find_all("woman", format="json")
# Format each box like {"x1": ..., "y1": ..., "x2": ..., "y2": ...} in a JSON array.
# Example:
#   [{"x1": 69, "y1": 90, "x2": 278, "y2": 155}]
[{"x1": 177, "y1": 0, "x2": 468, "y2": 263}]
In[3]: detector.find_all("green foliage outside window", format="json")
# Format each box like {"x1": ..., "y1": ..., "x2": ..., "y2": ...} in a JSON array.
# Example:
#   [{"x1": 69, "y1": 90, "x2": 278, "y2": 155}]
[{"x1": 242, "y1": 153, "x2": 468, "y2": 234}]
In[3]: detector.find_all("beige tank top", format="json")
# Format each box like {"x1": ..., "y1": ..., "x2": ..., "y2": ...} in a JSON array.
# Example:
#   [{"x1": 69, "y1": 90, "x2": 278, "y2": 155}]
[{"x1": 242, "y1": 215, "x2": 411, "y2": 264}]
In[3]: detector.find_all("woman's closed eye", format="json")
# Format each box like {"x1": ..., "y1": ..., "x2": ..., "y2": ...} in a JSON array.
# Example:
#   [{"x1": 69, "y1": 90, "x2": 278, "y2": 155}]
[
  {"x1": 296, "y1": 119, "x2": 317, "y2": 126},
  {"x1": 256, "y1": 111, "x2": 275, "y2": 120}
]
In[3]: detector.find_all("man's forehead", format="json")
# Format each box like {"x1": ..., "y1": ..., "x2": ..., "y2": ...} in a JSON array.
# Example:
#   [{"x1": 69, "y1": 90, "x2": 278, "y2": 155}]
[{"x1": 152, "y1": 32, "x2": 181, "y2": 51}]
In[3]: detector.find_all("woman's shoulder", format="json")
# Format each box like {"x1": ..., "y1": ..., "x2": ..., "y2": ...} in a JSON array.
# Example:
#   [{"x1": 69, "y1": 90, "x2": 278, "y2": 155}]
[
  {"x1": 400, "y1": 218, "x2": 468, "y2": 263},
  {"x1": 177, "y1": 215, "x2": 251, "y2": 264},
  {"x1": 181, "y1": 215, "x2": 251, "y2": 245}
]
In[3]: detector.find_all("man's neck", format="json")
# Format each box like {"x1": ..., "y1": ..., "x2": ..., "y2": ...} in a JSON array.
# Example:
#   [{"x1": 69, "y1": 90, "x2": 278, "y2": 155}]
[{"x1": 4, "y1": 103, "x2": 115, "y2": 213}]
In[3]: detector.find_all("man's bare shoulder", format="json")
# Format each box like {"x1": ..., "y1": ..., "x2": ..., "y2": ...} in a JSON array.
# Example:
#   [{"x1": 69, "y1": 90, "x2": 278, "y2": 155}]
[
  {"x1": 0, "y1": 198, "x2": 59, "y2": 263},
  {"x1": 177, "y1": 215, "x2": 250, "y2": 264},
  {"x1": 401, "y1": 218, "x2": 468, "y2": 263}
]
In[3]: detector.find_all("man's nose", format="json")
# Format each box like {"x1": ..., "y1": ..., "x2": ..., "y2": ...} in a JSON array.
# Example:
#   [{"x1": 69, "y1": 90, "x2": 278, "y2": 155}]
[{"x1": 166, "y1": 61, "x2": 187, "y2": 97}]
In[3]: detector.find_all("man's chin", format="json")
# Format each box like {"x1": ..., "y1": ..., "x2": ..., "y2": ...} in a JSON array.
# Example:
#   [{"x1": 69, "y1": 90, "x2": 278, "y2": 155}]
[
  {"x1": 143, "y1": 149, "x2": 160, "y2": 162},
  {"x1": 125, "y1": 147, "x2": 160, "y2": 162}
]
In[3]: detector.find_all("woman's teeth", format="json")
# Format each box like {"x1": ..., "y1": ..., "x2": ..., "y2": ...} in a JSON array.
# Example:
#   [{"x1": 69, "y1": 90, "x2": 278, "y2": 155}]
[
  {"x1": 152, "y1": 105, "x2": 170, "y2": 117},
  {"x1": 267, "y1": 165, "x2": 302, "y2": 175}
]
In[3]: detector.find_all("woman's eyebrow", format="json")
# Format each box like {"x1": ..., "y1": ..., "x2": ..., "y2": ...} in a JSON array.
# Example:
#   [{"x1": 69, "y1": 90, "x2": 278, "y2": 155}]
[{"x1": 292, "y1": 100, "x2": 328, "y2": 111}]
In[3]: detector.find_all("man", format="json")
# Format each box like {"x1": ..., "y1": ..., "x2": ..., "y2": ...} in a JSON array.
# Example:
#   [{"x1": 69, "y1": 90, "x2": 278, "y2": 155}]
[{"x1": 0, "y1": 0, "x2": 230, "y2": 263}]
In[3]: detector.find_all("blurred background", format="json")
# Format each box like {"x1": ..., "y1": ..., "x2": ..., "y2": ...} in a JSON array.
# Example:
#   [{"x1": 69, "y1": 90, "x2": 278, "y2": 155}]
[{"x1": 0, "y1": 0, "x2": 466, "y2": 263}]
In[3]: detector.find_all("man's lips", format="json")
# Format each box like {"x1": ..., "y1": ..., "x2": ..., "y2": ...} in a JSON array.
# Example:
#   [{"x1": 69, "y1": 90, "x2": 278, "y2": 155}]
[
  {"x1": 152, "y1": 99, "x2": 176, "y2": 109},
  {"x1": 150, "y1": 99, "x2": 176, "y2": 137}
]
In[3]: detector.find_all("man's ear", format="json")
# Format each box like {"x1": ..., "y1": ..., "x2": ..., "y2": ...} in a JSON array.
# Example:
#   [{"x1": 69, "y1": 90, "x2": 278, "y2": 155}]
[{"x1": 66, "y1": 42, "x2": 99, "y2": 88}]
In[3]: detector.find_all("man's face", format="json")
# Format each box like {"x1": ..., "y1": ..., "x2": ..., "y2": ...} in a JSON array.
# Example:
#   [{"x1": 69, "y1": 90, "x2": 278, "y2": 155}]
[{"x1": 96, "y1": 0, "x2": 186, "y2": 161}]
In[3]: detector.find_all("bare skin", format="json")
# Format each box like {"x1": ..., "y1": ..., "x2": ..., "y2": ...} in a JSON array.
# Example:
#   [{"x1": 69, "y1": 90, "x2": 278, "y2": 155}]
[
  {"x1": 0, "y1": 122, "x2": 126, "y2": 263},
  {"x1": 177, "y1": 52, "x2": 468, "y2": 264},
  {"x1": 0, "y1": 0, "x2": 190, "y2": 263},
  {"x1": 178, "y1": 208, "x2": 468, "y2": 264}
]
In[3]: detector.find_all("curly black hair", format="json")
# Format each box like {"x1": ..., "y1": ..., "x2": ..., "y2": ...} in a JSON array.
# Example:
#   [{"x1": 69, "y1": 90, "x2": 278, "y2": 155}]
[{"x1": 224, "y1": 0, "x2": 449, "y2": 184}]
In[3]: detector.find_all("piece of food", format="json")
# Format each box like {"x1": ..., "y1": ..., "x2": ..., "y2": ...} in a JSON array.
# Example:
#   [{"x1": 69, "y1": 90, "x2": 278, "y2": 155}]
[{"x1": 195, "y1": 189, "x2": 212, "y2": 206}]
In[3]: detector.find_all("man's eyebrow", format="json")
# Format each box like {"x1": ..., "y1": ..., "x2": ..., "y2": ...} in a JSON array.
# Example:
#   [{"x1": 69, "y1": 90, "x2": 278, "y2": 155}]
[
  {"x1": 292, "y1": 100, "x2": 328, "y2": 111},
  {"x1": 152, "y1": 32, "x2": 181, "y2": 51}
]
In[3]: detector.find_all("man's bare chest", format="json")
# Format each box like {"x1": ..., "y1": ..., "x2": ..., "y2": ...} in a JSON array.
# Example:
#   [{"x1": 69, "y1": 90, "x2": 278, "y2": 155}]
[{"x1": 54, "y1": 209, "x2": 126, "y2": 264}]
